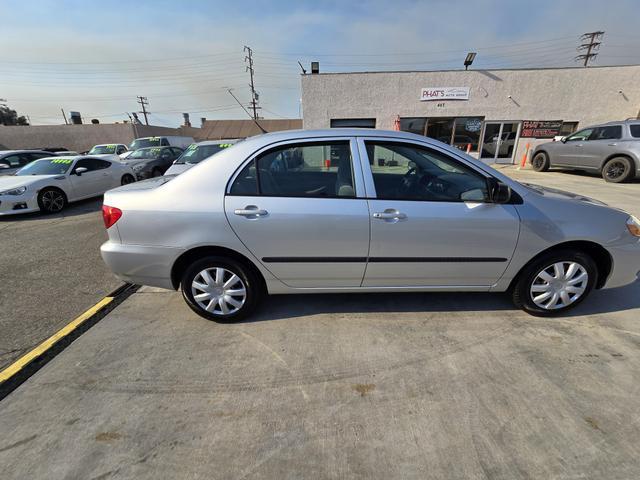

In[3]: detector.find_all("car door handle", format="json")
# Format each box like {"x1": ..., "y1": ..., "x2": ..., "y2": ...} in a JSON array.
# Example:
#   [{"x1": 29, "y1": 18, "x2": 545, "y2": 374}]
[
  {"x1": 373, "y1": 211, "x2": 407, "y2": 220},
  {"x1": 608, "y1": 143, "x2": 617, "y2": 146},
  {"x1": 234, "y1": 206, "x2": 268, "y2": 217}
]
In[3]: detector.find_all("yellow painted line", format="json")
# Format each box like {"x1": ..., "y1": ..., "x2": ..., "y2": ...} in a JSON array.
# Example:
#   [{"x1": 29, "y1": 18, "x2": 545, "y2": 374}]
[{"x1": 0, "y1": 296, "x2": 114, "y2": 383}]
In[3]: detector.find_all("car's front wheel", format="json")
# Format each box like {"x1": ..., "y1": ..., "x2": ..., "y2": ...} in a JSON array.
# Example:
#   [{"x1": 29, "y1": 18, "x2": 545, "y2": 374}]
[
  {"x1": 531, "y1": 152, "x2": 549, "y2": 172},
  {"x1": 602, "y1": 156, "x2": 634, "y2": 183},
  {"x1": 37, "y1": 188, "x2": 67, "y2": 214},
  {"x1": 181, "y1": 256, "x2": 261, "y2": 322},
  {"x1": 512, "y1": 250, "x2": 597, "y2": 316}
]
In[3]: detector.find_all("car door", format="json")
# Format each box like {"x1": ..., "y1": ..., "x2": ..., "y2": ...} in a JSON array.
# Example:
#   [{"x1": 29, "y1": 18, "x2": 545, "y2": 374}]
[
  {"x1": 556, "y1": 128, "x2": 594, "y2": 166},
  {"x1": 358, "y1": 138, "x2": 520, "y2": 288},
  {"x1": 224, "y1": 138, "x2": 370, "y2": 288},
  {"x1": 68, "y1": 158, "x2": 111, "y2": 198},
  {"x1": 579, "y1": 125, "x2": 623, "y2": 169}
]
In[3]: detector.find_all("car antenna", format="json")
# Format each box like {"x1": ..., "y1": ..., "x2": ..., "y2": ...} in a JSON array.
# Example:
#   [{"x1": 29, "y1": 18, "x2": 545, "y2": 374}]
[{"x1": 227, "y1": 89, "x2": 268, "y2": 134}]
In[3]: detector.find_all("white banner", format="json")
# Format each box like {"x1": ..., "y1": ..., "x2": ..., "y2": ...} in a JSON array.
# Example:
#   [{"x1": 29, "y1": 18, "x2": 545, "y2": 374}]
[{"x1": 420, "y1": 87, "x2": 470, "y2": 101}]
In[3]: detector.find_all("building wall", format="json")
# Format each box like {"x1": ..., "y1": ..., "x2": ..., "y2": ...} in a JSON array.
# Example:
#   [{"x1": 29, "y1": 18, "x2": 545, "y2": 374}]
[
  {"x1": 0, "y1": 124, "x2": 202, "y2": 152},
  {"x1": 301, "y1": 65, "x2": 640, "y2": 163}
]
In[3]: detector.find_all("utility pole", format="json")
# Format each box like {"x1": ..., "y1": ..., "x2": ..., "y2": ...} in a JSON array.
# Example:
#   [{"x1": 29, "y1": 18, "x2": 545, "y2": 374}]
[
  {"x1": 576, "y1": 31, "x2": 604, "y2": 67},
  {"x1": 61, "y1": 108, "x2": 68, "y2": 125},
  {"x1": 136, "y1": 96, "x2": 149, "y2": 125},
  {"x1": 244, "y1": 46, "x2": 260, "y2": 120}
]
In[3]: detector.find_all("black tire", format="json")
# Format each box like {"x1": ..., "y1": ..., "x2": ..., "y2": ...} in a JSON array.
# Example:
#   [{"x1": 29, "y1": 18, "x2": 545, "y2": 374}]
[
  {"x1": 121, "y1": 174, "x2": 135, "y2": 185},
  {"x1": 511, "y1": 249, "x2": 597, "y2": 316},
  {"x1": 531, "y1": 152, "x2": 549, "y2": 172},
  {"x1": 602, "y1": 156, "x2": 634, "y2": 183},
  {"x1": 151, "y1": 168, "x2": 163, "y2": 177},
  {"x1": 181, "y1": 256, "x2": 262, "y2": 322},
  {"x1": 37, "y1": 188, "x2": 67, "y2": 214}
]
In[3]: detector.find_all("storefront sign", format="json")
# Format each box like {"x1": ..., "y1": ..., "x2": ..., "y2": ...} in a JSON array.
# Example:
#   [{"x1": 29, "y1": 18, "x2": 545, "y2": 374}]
[
  {"x1": 521, "y1": 120, "x2": 563, "y2": 138},
  {"x1": 420, "y1": 87, "x2": 470, "y2": 101},
  {"x1": 465, "y1": 118, "x2": 482, "y2": 132}
]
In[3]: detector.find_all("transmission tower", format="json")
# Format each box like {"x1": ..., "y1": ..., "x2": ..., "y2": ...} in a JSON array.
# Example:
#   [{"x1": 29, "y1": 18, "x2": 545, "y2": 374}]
[
  {"x1": 575, "y1": 31, "x2": 604, "y2": 67},
  {"x1": 244, "y1": 46, "x2": 260, "y2": 120}
]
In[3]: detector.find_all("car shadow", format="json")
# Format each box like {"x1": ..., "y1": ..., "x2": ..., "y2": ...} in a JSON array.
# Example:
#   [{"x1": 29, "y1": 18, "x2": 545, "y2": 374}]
[
  {"x1": 236, "y1": 281, "x2": 640, "y2": 323},
  {"x1": 0, "y1": 197, "x2": 102, "y2": 222}
]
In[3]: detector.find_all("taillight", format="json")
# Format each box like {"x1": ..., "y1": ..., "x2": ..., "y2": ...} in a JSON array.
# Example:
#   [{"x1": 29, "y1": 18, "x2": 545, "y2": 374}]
[{"x1": 102, "y1": 205, "x2": 122, "y2": 229}]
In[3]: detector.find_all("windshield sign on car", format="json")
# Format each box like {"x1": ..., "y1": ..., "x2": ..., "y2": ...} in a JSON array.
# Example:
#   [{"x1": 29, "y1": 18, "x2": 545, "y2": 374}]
[{"x1": 17, "y1": 158, "x2": 74, "y2": 175}]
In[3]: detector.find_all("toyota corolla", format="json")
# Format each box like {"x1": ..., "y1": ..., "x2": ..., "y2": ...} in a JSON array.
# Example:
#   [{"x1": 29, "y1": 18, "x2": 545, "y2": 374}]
[{"x1": 100, "y1": 129, "x2": 640, "y2": 321}]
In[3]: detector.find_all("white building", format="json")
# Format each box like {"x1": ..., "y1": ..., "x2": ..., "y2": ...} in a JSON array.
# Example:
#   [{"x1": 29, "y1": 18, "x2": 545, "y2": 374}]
[{"x1": 301, "y1": 64, "x2": 640, "y2": 164}]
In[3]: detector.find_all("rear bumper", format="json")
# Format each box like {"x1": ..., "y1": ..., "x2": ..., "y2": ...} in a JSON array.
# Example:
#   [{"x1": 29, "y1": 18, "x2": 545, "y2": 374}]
[{"x1": 100, "y1": 241, "x2": 184, "y2": 290}]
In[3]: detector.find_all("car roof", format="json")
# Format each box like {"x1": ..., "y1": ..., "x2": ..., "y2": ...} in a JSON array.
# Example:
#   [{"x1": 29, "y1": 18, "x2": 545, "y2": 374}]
[
  {"x1": 238, "y1": 128, "x2": 444, "y2": 146},
  {"x1": 93, "y1": 143, "x2": 124, "y2": 147},
  {"x1": 196, "y1": 139, "x2": 238, "y2": 146},
  {"x1": 136, "y1": 146, "x2": 172, "y2": 151},
  {"x1": 0, "y1": 149, "x2": 52, "y2": 155}
]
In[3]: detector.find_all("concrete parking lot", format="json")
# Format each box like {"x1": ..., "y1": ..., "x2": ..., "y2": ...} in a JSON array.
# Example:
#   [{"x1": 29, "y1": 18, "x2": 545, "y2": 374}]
[{"x1": 1, "y1": 166, "x2": 640, "y2": 479}]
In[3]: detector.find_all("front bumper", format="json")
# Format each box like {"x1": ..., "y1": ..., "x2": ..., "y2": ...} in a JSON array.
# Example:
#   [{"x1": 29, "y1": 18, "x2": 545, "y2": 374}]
[
  {"x1": 603, "y1": 238, "x2": 640, "y2": 289},
  {"x1": 100, "y1": 241, "x2": 185, "y2": 290},
  {"x1": 0, "y1": 192, "x2": 40, "y2": 216}
]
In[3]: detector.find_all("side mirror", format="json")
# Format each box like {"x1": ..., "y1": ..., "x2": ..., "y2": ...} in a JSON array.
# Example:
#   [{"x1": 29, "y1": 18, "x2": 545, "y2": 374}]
[
  {"x1": 74, "y1": 167, "x2": 88, "y2": 176},
  {"x1": 560, "y1": 136, "x2": 567, "y2": 143},
  {"x1": 487, "y1": 178, "x2": 511, "y2": 204}
]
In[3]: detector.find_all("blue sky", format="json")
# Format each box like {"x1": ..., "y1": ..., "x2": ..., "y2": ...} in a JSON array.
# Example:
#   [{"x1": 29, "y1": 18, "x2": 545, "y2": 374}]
[{"x1": 1, "y1": 0, "x2": 639, "y2": 126}]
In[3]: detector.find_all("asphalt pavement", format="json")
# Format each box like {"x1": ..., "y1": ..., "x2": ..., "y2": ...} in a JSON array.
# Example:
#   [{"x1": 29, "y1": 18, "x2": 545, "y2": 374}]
[{"x1": 0, "y1": 197, "x2": 120, "y2": 370}]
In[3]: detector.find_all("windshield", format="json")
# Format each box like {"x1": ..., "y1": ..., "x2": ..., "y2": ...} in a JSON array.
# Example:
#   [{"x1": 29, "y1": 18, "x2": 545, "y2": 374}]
[
  {"x1": 129, "y1": 138, "x2": 162, "y2": 150},
  {"x1": 89, "y1": 145, "x2": 117, "y2": 154},
  {"x1": 126, "y1": 148, "x2": 162, "y2": 160},
  {"x1": 16, "y1": 158, "x2": 73, "y2": 175},
  {"x1": 174, "y1": 143, "x2": 233, "y2": 164}
]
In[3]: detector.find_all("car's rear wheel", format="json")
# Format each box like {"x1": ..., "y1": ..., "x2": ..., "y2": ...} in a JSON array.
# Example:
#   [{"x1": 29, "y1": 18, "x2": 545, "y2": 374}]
[
  {"x1": 602, "y1": 157, "x2": 634, "y2": 183},
  {"x1": 531, "y1": 152, "x2": 549, "y2": 172},
  {"x1": 121, "y1": 174, "x2": 135, "y2": 185},
  {"x1": 181, "y1": 256, "x2": 261, "y2": 322},
  {"x1": 512, "y1": 249, "x2": 596, "y2": 316},
  {"x1": 37, "y1": 188, "x2": 67, "y2": 214}
]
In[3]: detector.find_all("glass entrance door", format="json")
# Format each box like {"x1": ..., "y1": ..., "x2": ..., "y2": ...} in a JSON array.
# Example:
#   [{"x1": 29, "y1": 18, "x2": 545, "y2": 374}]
[{"x1": 480, "y1": 122, "x2": 521, "y2": 164}]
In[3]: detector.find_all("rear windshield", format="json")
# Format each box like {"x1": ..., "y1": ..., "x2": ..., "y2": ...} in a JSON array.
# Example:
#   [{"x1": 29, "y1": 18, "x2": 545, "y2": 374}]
[
  {"x1": 129, "y1": 138, "x2": 162, "y2": 150},
  {"x1": 89, "y1": 145, "x2": 117, "y2": 154},
  {"x1": 127, "y1": 148, "x2": 162, "y2": 160},
  {"x1": 630, "y1": 125, "x2": 640, "y2": 138},
  {"x1": 17, "y1": 158, "x2": 72, "y2": 175},
  {"x1": 173, "y1": 143, "x2": 233, "y2": 164}
]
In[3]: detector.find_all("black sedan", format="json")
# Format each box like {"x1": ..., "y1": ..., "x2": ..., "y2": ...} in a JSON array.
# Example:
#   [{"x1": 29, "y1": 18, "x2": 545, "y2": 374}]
[{"x1": 122, "y1": 146, "x2": 184, "y2": 180}]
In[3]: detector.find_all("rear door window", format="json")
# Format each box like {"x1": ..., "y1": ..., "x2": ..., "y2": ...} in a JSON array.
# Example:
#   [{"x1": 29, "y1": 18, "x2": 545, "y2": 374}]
[
  {"x1": 229, "y1": 141, "x2": 355, "y2": 198},
  {"x1": 630, "y1": 125, "x2": 640, "y2": 138},
  {"x1": 591, "y1": 126, "x2": 622, "y2": 140}
]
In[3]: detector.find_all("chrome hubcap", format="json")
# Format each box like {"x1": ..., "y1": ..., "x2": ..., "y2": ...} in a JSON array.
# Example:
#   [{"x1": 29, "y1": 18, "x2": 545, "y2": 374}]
[
  {"x1": 191, "y1": 267, "x2": 246, "y2": 316},
  {"x1": 42, "y1": 191, "x2": 64, "y2": 211},
  {"x1": 530, "y1": 261, "x2": 588, "y2": 310}
]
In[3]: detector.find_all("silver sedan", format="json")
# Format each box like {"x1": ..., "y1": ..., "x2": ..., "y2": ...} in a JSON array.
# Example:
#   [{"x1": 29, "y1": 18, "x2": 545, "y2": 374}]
[{"x1": 100, "y1": 129, "x2": 640, "y2": 321}]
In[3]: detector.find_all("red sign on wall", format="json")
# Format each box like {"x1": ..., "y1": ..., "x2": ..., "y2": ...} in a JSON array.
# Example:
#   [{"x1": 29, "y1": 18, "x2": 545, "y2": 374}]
[{"x1": 521, "y1": 120, "x2": 563, "y2": 138}]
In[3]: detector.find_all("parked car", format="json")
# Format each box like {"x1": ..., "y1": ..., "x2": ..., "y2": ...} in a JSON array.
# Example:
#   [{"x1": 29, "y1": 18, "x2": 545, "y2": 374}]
[
  {"x1": 101, "y1": 129, "x2": 640, "y2": 321},
  {"x1": 88, "y1": 144, "x2": 129, "y2": 156},
  {"x1": 0, "y1": 156, "x2": 135, "y2": 215},
  {"x1": 0, "y1": 150, "x2": 55, "y2": 176},
  {"x1": 164, "y1": 140, "x2": 238, "y2": 176},
  {"x1": 121, "y1": 136, "x2": 194, "y2": 159},
  {"x1": 121, "y1": 146, "x2": 183, "y2": 179},
  {"x1": 531, "y1": 120, "x2": 640, "y2": 182}
]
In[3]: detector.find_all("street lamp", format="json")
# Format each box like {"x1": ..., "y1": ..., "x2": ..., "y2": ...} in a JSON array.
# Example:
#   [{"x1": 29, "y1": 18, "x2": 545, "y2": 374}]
[{"x1": 464, "y1": 52, "x2": 477, "y2": 70}]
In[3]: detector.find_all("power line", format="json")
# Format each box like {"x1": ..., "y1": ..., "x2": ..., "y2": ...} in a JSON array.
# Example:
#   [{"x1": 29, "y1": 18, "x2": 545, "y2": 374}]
[{"x1": 576, "y1": 31, "x2": 605, "y2": 67}]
